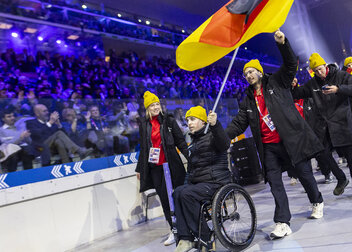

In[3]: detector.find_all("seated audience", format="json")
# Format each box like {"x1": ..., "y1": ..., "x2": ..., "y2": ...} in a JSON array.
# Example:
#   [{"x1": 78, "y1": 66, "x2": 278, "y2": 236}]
[
  {"x1": 0, "y1": 107, "x2": 34, "y2": 172},
  {"x1": 26, "y1": 104, "x2": 92, "y2": 166}
]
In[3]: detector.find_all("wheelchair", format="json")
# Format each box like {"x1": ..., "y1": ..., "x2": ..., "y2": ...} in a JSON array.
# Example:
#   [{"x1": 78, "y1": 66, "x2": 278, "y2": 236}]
[{"x1": 196, "y1": 183, "x2": 257, "y2": 251}]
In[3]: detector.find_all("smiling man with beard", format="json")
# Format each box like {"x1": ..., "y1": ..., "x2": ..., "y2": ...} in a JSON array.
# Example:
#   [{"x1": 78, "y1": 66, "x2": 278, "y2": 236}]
[{"x1": 226, "y1": 30, "x2": 324, "y2": 239}]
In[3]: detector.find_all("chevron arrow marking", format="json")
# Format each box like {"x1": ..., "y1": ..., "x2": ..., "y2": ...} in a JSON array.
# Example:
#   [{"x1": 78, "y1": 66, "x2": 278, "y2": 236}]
[
  {"x1": 114, "y1": 155, "x2": 122, "y2": 166},
  {"x1": 130, "y1": 153, "x2": 138, "y2": 162},
  {"x1": 51, "y1": 165, "x2": 63, "y2": 178},
  {"x1": 73, "y1": 161, "x2": 84, "y2": 173},
  {"x1": 0, "y1": 174, "x2": 9, "y2": 189}
]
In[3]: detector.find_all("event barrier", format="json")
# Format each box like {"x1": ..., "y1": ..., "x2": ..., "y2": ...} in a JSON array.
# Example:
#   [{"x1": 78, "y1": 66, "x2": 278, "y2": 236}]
[{"x1": 0, "y1": 152, "x2": 169, "y2": 252}]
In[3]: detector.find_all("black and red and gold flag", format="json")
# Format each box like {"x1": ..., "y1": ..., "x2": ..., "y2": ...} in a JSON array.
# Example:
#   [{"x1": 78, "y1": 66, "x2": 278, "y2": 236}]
[{"x1": 176, "y1": 0, "x2": 294, "y2": 71}]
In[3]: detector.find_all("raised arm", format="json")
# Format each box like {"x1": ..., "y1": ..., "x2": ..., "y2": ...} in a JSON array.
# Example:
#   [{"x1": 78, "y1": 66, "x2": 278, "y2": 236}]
[
  {"x1": 272, "y1": 30, "x2": 298, "y2": 89},
  {"x1": 207, "y1": 111, "x2": 230, "y2": 152},
  {"x1": 210, "y1": 121, "x2": 230, "y2": 152}
]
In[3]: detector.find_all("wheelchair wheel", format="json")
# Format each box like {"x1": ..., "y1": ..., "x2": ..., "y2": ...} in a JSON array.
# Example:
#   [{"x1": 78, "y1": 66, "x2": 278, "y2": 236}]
[{"x1": 211, "y1": 183, "x2": 256, "y2": 251}]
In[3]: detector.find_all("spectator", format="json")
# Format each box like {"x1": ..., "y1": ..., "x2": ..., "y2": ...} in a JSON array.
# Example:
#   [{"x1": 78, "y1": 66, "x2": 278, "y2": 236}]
[
  {"x1": 0, "y1": 107, "x2": 34, "y2": 172},
  {"x1": 87, "y1": 105, "x2": 129, "y2": 155},
  {"x1": 26, "y1": 104, "x2": 92, "y2": 166},
  {"x1": 61, "y1": 108, "x2": 90, "y2": 147}
]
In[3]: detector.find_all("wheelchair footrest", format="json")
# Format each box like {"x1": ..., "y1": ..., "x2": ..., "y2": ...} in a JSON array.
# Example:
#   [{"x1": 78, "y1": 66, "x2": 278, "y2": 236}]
[{"x1": 194, "y1": 240, "x2": 216, "y2": 251}]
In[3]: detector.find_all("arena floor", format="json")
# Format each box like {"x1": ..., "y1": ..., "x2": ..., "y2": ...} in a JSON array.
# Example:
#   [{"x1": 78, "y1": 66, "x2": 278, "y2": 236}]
[{"x1": 70, "y1": 162, "x2": 352, "y2": 252}]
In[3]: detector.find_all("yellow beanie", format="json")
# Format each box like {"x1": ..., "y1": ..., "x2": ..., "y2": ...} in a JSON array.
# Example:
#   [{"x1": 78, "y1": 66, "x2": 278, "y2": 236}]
[
  {"x1": 344, "y1": 57, "x2": 352, "y2": 67},
  {"x1": 185, "y1": 106, "x2": 207, "y2": 122},
  {"x1": 309, "y1": 53, "x2": 326, "y2": 69},
  {"x1": 143, "y1": 91, "x2": 160, "y2": 108},
  {"x1": 243, "y1": 59, "x2": 263, "y2": 74}
]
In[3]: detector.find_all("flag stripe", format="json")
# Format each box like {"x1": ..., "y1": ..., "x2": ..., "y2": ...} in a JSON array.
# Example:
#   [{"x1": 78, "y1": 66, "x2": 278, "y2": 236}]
[
  {"x1": 199, "y1": 3, "x2": 246, "y2": 48},
  {"x1": 199, "y1": 0, "x2": 270, "y2": 48},
  {"x1": 176, "y1": 0, "x2": 294, "y2": 71},
  {"x1": 244, "y1": 0, "x2": 270, "y2": 32}
]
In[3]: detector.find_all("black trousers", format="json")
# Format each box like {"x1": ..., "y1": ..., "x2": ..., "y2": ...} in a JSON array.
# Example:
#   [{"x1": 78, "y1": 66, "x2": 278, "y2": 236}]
[
  {"x1": 264, "y1": 142, "x2": 323, "y2": 225},
  {"x1": 320, "y1": 129, "x2": 349, "y2": 180},
  {"x1": 335, "y1": 145, "x2": 352, "y2": 178},
  {"x1": 316, "y1": 149, "x2": 346, "y2": 181},
  {"x1": 1, "y1": 146, "x2": 33, "y2": 172},
  {"x1": 150, "y1": 165, "x2": 173, "y2": 228},
  {"x1": 173, "y1": 182, "x2": 221, "y2": 241}
]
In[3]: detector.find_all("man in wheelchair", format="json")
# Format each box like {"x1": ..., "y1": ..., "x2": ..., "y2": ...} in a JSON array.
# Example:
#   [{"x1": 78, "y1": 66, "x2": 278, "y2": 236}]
[{"x1": 173, "y1": 106, "x2": 231, "y2": 252}]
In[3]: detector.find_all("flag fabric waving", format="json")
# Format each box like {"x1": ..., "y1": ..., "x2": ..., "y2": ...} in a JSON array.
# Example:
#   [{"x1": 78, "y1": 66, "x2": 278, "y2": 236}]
[{"x1": 176, "y1": 0, "x2": 294, "y2": 71}]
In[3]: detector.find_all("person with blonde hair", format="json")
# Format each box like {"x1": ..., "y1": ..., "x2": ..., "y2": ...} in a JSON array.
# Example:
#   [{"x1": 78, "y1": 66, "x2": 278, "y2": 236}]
[{"x1": 135, "y1": 91, "x2": 188, "y2": 246}]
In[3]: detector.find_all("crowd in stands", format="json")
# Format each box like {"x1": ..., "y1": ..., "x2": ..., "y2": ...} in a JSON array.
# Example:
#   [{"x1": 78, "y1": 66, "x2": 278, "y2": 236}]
[
  {"x1": 0, "y1": 0, "x2": 280, "y2": 65},
  {"x1": 0, "y1": 46, "x2": 311, "y2": 173},
  {"x1": 0, "y1": 47, "x2": 253, "y2": 102},
  {"x1": 0, "y1": 46, "x2": 249, "y2": 171},
  {"x1": 0, "y1": 46, "x2": 311, "y2": 103},
  {"x1": 0, "y1": 19, "x2": 311, "y2": 173}
]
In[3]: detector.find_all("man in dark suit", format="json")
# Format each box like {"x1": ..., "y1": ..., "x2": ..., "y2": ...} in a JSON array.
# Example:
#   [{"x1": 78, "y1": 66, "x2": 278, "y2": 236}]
[{"x1": 26, "y1": 104, "x2": 92, "y2": 166}]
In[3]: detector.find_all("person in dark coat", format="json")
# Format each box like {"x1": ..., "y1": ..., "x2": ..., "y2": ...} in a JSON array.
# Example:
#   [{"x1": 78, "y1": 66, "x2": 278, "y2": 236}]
[
  {"x1": 173, "y1": 106, "x2": 231, "y2": 252},
  {"x1": 302, "y1": 97, "x2": 334, "y2": 183},
  {"x1": 292, "y1": 53, "x2": 352, "y2": 195},
  {"x1": 290, "y1": 78, "x2": 336, "y2": 185},
  {"x1": 339, "y1": 57, "x2": 352, "y2": 164},
  {"x1": 292, "y1": 79, "x2": 338, "y2": 185},
  {"x1": 286, "y1": 77, "x2": 302, "y2": 185},
  {"x1": 135, "y1": 91, "x2": 188, "y2": 246},
  {"x1": 226, "y1": 30, "x2": 324, "y2": 240}
]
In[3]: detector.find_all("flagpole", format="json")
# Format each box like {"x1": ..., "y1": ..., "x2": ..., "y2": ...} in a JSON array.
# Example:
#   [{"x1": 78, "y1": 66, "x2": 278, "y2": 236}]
[{"x1": 204, "y1": 47, "x2": 240, "y2": 134}]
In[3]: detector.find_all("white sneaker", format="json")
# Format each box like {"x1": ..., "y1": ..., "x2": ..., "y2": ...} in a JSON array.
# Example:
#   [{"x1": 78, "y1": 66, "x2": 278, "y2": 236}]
[
  {"x1": 174, "y1": 240, "x2": 194, "y2": 252},
  {"x1": 310, "y1": 202, "x2": 324, "y2": 219},
  {"x1": 270, "y1": 222, "x2": 292, "y2": 239},
  {"x1": 290, "y1": 178, "x2": 298, "y2": 186},
  {"x1": 164, "y1": 232, "x2": 176, "y2": 246}
]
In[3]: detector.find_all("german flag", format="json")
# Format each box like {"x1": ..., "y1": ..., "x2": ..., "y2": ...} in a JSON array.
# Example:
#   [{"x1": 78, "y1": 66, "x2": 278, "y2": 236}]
[{"x1": 176, "y1": 0, "x2": 294, "y2": 71}]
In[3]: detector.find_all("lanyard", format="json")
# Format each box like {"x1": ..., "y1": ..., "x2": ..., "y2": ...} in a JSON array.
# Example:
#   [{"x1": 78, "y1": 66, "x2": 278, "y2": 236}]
[
  {"x1": 255, "y1": 96, "x2": 265, "y2": 117},
  {"x1": 295, "y1": 103, "x2": 303, "y2": 109},
  {"x1": 91, "y1": 119, "x2": 104, "y2": 130},
  {"x1": 90, "y1": 119, "x2": 99, "y2": 130}
]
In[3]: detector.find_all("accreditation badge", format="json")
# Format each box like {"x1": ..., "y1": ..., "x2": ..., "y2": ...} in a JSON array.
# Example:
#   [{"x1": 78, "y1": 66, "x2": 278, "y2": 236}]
[
  {"x1": 262, "y1": 114, "x2": 276, "y2": 131},
  {"x1": 148, "y1": 147, "x2": 161, "y2": 164}
]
